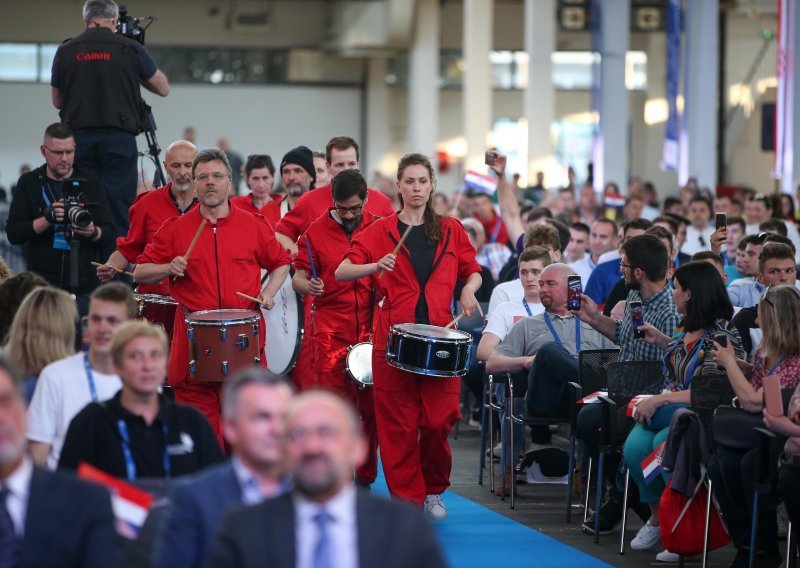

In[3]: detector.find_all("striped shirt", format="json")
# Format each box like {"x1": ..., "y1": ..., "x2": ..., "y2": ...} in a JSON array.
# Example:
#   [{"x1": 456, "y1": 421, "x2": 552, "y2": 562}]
[{"x1": 614, "y1": 284, "x2": 681, "y2": 362}]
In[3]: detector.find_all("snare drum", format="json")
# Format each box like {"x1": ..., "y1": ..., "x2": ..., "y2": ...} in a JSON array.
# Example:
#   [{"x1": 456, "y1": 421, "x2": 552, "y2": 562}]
[
  {"x1": 186, "y1": 309, "x2": 261, "y2": 382},
  {"x1": 386, "y1": 323, "x2": 473, "y2": 377},
  {"x1": 262, "y1": 275, "x2": 304, "y2": 375},
  {"x1": 346, "y1": 342, "x2": 373, "y2": 388},
  {"x1": 135, "y1": 294, "x2": 178, "y2": 342}
]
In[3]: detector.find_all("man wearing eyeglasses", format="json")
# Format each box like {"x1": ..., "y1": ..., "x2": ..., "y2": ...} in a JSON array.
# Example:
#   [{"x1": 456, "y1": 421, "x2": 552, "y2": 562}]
[
  {"x1": 6, "y1": 123, "x2": 114, "y2": 315},
  {"x1": 134, "y1": 148, "x2": 291, "y2": 443},
  {"x1": 291, "y1": 169, "x2": 380, "y2": 489},
  {"x1": 51, "y1": 0, "x2": 170, "y2": 249}
]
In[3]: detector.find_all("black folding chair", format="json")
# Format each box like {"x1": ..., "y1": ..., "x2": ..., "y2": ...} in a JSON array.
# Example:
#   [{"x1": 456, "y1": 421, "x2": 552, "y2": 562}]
[{"x1": 596, "y1": 360, "x2": 663, "y2": 547}]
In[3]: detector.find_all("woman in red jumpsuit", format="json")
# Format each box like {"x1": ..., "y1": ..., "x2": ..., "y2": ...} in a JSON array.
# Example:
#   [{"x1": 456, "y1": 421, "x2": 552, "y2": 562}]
[{"x1": 336, "y1": 153, "x2": 482, "y2": 519}]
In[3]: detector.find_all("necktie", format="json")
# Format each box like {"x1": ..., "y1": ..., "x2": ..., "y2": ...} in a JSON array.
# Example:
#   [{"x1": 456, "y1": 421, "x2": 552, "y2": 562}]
[
  {"x1": 313, "y1": 509, "x2": 333, "y2": 568},
  {"x1": 0, "y1": 486, "x2": 21, "y2": 568}
]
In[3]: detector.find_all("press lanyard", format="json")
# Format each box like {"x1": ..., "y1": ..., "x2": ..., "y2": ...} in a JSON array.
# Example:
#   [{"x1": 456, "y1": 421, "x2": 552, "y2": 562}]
[
  {"x1": 661, "y1": 330, "x2": 707, "y2": 390},
  {"x1": 754, "y1": 355, "x2": 784, "y2": 377},
  {"x1": 543, "y1": 313, "x2": 580, "y2": 354},
  {"x1": 522, "y1": 299, "x2": 533, "y2": 316},
  {"x1": 116, "y1": 419, "x2": 171, "y2": 481},
  {"x1": 83, "y1": 353, "x2": 98, "y2": 403}
]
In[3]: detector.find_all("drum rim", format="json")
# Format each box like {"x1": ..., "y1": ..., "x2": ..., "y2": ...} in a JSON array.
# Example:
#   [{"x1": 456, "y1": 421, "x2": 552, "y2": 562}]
[
  {"x1": 386, "y1": 358, "x2": 467, "y2": 377},
  {"x1": 389, "y1": 323, "x2": 472, "y2": 343},
  {"x1": 346, "y1": 341, "x2": 373, "y2": 385},
  {"x1": 186, "y1": 309, "x2": 261, "y2": 325},
  {"x1": 135, "y1": 294, "x2": 178, "y2": 304}
]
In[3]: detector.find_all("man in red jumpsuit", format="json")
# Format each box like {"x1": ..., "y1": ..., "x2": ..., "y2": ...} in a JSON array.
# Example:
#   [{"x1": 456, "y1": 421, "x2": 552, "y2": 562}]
[
  {"x1": 261, "y1": 146, "x2": 316, "y2": 229},
  {"x1": 230, "y1": 154, "x2": 275, "y2": 218},
  {"x1": 134, "y1": 148, "x2": 291, "y2": 443},
  {"x1": 96, "y1": 140, "x2": 198, "y2": 295},
  {"x1": 292, "y1": 169, "x2": 379, "y2": 487}
]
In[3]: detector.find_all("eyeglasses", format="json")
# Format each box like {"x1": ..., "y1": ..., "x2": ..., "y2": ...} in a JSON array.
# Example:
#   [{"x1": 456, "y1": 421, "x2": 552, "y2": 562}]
[
  {"x1": 288, "y1": 425, "x2": 344, "y2": 443},
  {"x1": 620, "y1": 263, "x2": 639, "y2": 271},
  {"x1": 334, "y1": 202, "x2": 364, "y2": 215},
  {"x1": 195, "y1": 172, "x2": 229, "y2": 182},
  {"x1": 43, "y1": 145, "x2": 75, "y2": 158}
]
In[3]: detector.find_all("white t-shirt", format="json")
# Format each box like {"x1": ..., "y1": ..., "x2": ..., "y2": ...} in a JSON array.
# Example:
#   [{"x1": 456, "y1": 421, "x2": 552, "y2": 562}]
[
  {"x1": 484, "y1": 299, "x2": 545, "y2": 340},
  {"x1": 488, "y1": 279, "x2": 524, "y2": 316},
  {"x1": 27, "y1": 352, "x2": 122, "y2": 470}
]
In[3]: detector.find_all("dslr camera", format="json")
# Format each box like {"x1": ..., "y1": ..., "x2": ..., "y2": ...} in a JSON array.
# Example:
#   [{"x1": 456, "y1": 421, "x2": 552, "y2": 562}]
[
  {"x1": 116, "y1": 5, "x2": 155, "y2": 46},
  {"x1": 62, "y1": 179, "x2": 96, "y2": 229}
]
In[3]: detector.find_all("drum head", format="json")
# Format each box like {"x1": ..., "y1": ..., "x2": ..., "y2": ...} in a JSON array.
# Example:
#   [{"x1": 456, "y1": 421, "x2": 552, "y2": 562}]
[
  {"x1": 186, "y1": 309, "x2": 260, "y2": 325},
  {"x1": 263, "y1": 276, "x2": 303, "y2": 375},
  {"x1": 135, "y1": 294, "x2": 178, "y2": 306},
  {"x1": 346, "y1": 342, "x2": 373, "y2": 386},
  {"x1": 391, "y1": 323, "x2": 472, "y2": 342}
]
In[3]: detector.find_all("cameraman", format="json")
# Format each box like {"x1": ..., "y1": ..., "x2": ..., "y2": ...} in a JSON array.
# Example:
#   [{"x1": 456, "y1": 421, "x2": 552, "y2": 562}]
[
  {"x1": 6, "y1": 123, "x2": 114, "y2": 316},
  {"x1": 51, "y1": 0, "x2": 169, "y2": 249}
]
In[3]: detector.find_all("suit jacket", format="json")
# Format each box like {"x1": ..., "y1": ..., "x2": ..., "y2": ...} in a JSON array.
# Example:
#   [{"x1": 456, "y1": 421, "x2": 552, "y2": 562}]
[
  {"x1": 20, "y1": 468, "x2": 120, "y2": 568},
  {"x1": 153, "y1": 462, "x2": 244, "y2": 568},
  {"x1": 207, "y1": 490, "x2": 446, "y2": 568}
]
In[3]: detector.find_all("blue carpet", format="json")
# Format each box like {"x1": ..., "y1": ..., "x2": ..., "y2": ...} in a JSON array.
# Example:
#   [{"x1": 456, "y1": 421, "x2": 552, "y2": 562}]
[{"x1": 372, "y1": 466, "x2": 612, "y2": 568}]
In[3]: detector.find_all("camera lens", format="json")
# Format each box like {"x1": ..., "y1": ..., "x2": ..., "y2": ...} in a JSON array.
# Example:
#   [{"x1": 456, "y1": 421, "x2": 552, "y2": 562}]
[{"x1": 67, "y1": 205, "x2": 92, "y2": 228}]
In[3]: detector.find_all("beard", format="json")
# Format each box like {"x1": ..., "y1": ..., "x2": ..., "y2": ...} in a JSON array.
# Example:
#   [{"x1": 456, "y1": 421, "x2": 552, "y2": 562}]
[
  {"x1": 173, "y1": 180, "x2": 193, "y2": 192},
  {"x1": 341, "y1": 215, "x2": 363, "y2": 234},
  {"x1": 292, "y1": 453, "x2": 339, "y2": 498},
  {"x1": 286, "y1": 180, "x2": 310, "y2": 197}
]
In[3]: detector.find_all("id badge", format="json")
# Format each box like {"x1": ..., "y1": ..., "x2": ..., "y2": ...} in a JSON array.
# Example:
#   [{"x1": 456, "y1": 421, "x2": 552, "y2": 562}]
[{"x1": 53, "y1": 228, "x2": 71, "y2": 251}]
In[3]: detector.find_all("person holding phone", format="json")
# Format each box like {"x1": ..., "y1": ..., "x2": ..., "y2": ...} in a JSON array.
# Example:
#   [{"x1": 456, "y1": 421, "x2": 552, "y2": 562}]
[
  {"x1": 710, "y1": 285, "x2": 800, "y2": 566},
  {"x1": 620, "y1": 262, "x2": 743, "y2": 557}
]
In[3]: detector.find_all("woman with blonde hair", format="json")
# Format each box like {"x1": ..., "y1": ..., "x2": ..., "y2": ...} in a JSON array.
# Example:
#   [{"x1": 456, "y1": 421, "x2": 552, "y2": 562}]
[
  {"x1": 5, "y1": 287, "x2": 77, "y2": 401},
  {"x1": 711, "y1": 284, "x2": 800, "y2": 566}
]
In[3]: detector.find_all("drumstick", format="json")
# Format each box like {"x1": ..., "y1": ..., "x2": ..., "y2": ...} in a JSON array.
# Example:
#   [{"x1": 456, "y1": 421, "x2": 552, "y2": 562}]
[
  {"x1": 236, "y1": 291, "x2": 265, "y2": 306},
  {"x1": 91, "y1": 262, "x2": 134, "y2": 278},
  {"x1": 377, "y1": 224, "x2": 414, "y2": 280},
  {"x1": 172, "y1": 220, "x2": 206, "y2": 281},
  {"x1": 304, "y1": 237, "x2": 318, "y2": 280},
  {"x1": 445, "y1": 313, "x2": 465, "y2": 329}
]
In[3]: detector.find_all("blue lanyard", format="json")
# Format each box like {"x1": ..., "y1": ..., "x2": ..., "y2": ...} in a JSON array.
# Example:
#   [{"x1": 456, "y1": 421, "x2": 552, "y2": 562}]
[
  {"x1": 83, "y1": 353, "x2": 98, "y2": 403},
  {"x1": 754, "y1": 355, "x2": 784, "y2": 377},
  {"x1": 662, "y1": 330, "x2": 707, "y2": 391},
  {"x1": 116, "y1": 419, "x2": 171, "y2": 481},
  {"x1": 543, "y1": 313, "x2": 580, "y2": 354},
  {"x1": 522, "y1": 299, "x2": 533, "y2": 316},
  {"x1": 490, "y1": 217, "x2": 502, "y2": 243}
]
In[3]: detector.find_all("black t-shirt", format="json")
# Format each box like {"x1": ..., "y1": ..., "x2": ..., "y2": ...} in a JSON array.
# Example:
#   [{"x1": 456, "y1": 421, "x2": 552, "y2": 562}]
[
  {"x1": 603, "y1": 278, "x2": 630, "y2": 317},
  {"x1": 58, "y1": 391, "x2": 224, "y2": 479},
  {"x1": 44, "y1": 178, "x2": 63, "y2": 202},
  {"x1": 730, "y1": 305, "x2": 758, "y2": 355},
  {"x1": 398, "y1": 220, "x2": 436, "y2": 324}
]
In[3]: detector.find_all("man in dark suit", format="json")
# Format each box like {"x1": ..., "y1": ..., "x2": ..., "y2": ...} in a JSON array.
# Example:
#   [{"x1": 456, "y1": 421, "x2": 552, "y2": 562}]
[
  {"x1": 208, "y1": 390, "x2": 446, "y2": 568},
  {"x1": 0, "y1": 356, "x2": 119, "y2": 567},
  {"x1": 153, "y1": 370, "x2": 294, "y2": 568}
]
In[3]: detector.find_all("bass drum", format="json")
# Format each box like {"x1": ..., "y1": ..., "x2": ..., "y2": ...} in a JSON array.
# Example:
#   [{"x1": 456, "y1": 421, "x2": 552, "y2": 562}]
[
  {"x1": 346, "y1": 342, "x2": 373, "y2": 388},
  {"x1": 262, "y1": 271, "x2": 304, "y2": 375}
]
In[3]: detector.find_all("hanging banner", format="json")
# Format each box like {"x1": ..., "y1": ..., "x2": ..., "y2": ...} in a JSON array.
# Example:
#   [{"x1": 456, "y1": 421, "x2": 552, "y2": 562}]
[
  {"x1": 775, "y1": 0, "x2": 793, "y2": 191},
  {"x1": 661, "y1": 0, "x2": 681, "y2": 171}
]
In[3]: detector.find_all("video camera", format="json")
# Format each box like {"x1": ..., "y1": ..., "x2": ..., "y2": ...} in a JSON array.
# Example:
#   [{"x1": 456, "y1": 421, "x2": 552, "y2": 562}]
[
  {"x1": 115, "y1": 5, "x2": 155, "y2": 46},
  {"x1": 62, "y1": 179, "x2": 96, "y2": 230}
]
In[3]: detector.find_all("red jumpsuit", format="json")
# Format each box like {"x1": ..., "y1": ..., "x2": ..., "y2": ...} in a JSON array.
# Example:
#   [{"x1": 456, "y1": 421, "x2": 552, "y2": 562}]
[
  {"x1": 345, "y1": 213, "x2": 480, "y2": 504},
  {"x1": 274, "y1": 186, "x2": 394, "y2": 392},
  {"x1": 137, "y1": 205, "x2": 291, "y2": 443},
  {"x1": 230, "y1": 194, "x2": 271, "y2": 219},
  {"x1": 295, "y1": 210, "x2": 379, "y2": 484},
  {"x1": 116, "y1": 183, "x2": 197, "y2": 296},
  {"x1": 260, "y1": 195, "x2": 286, "y2": 232}
]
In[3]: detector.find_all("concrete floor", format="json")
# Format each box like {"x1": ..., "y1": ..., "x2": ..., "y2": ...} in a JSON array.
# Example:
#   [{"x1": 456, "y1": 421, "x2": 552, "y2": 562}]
[{"x1": 446, "y1": 423, "x2": 739, "y2": 567}]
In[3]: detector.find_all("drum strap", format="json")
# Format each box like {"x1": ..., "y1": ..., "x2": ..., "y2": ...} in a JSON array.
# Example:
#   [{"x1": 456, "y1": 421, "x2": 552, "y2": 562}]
[{"x1": 543, "y1": 313, "x2": 580, "y2": 355}]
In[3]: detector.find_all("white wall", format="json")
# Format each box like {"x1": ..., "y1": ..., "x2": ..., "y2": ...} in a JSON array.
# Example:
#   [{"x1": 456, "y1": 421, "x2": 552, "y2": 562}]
[{"x1": 0, "y1": 83, "x2": 361, "y2": 190}]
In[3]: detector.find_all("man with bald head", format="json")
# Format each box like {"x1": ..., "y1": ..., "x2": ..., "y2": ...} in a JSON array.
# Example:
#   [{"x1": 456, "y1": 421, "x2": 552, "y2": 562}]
[
  {"x1": 97, "y1": 139, "x2": 198, "y2": 294},
  {"x1": 487, "y1": 263, "x2": 613, "y2": 441},
  {"x1": 209, "y1": 390, "x2": 446, "y2": 568}
]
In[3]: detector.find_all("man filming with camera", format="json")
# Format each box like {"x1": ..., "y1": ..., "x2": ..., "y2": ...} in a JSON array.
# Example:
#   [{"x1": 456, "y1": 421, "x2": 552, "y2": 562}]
[
  {"x1": 51, "y1": 0, "x2": 170, "y2": 249},
  {"x1": 6, "y1": 123, "x2": 114, "y2": 315}
]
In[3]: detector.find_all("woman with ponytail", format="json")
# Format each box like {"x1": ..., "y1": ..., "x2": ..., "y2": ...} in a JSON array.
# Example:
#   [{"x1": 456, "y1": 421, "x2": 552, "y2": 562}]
[{"x1": 337, "y1": 153, "x2": 482, "y2": 519}]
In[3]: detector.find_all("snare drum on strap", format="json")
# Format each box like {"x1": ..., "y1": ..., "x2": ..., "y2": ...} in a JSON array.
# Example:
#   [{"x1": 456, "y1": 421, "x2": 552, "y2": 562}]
[
  {"x1": 346, "y1": 342, "x2": 373, "y2": 388},
  {"x1": 386, "y1": 323, "x2": 473, "y2": 377},
  {"x1": 186, "y1": 309, "x2": 261, "y2": 382},
  {"x1": 262, "y1": 276, "x2": 304, "y2": 375},
  {"x1": 135, "y1": 294, "x2": 178, "y2": 343}
]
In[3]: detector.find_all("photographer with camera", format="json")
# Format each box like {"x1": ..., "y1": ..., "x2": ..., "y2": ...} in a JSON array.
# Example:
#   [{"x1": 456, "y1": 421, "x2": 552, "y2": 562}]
[
  {"x1": 51, "y1": 0, "x2": 169, "y2": 250},
  {"x1": 5, "y1": 123, "x2": 114, "y2": 316}
]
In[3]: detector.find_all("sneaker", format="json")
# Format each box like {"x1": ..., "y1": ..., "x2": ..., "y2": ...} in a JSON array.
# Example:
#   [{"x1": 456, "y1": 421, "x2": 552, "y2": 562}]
[
  {"x1": 655, "y1": 550, "x2": 680, "y2": 563},
  {"x1": 485, "y1": 443, "x2": 502, "y2": 461},
  {"x1": 582, "y1": 497, "x2": 622, "y2": 535},
  {"x1": 630, "y1": 520, "x2": 662, "y2": 551},
  {"x1": 424, "y1": 494, "x2": 447, "y2": 521}
]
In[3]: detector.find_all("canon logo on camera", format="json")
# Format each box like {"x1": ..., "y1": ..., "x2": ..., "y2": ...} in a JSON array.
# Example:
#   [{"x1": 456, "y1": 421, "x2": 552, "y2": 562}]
[{"x1": 76, "y1": 52, "x2": 111, "y2": 61}]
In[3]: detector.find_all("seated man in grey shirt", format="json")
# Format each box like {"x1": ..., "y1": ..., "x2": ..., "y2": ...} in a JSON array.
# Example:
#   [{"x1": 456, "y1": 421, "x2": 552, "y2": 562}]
[{"x1": 486, "y1": 263, "x2": 614, "y2": 441}]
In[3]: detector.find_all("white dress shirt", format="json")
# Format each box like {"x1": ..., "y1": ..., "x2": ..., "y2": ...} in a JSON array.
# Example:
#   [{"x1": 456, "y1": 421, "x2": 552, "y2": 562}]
[
  {"x1": 3, "y1": 456, "x2": 33, "y2": 537},
  {"x1": 294, "y1": 485, "x2": 358, "y2": 568}
]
